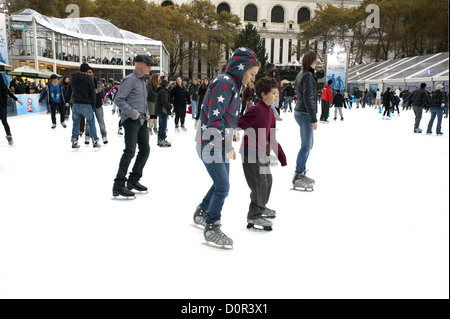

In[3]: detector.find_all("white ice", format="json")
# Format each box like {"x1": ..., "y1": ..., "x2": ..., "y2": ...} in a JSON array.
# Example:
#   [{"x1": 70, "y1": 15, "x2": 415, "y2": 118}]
[{"x1": 0, "y1": 104, "x2": 448, "y2": 299}]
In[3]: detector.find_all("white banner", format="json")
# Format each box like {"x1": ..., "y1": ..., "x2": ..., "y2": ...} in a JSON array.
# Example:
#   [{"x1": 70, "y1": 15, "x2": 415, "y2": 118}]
[{"x1": 326, "y1": 53, "x2": 348, "y2": 92}]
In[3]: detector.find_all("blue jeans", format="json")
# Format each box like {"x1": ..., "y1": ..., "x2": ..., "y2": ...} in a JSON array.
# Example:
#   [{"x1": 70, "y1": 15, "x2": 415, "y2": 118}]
[
  {"x1": 86, "y1": 106, "x2": 107, "y2": 137},
  {"x1": 427, "y1": 107, "x2": 444, "y2": 134},
  {"x1": 198, "y1": 143, "x2": 230, "y2": 224},
  {"x1": 294, "y1": 111, "x2": 314, "y2": 174},
  {"x1": 285, "y1": 96, "x2": 293, "y2": 111},
  {"x1": 191, "y1": 100, "x2": 198, "y2": 118},
  {"x1": 158, "y1": 113, "x2": 168, "y2": 140},
  {"x1": 71, "y1": 103, "x2": 98, "y2": 140}
]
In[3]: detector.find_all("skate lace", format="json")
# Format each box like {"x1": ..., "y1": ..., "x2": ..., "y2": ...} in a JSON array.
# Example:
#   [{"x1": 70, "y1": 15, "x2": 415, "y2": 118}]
[{"x1": 208, "y1": 224, "x2": 230, "y2": 243}]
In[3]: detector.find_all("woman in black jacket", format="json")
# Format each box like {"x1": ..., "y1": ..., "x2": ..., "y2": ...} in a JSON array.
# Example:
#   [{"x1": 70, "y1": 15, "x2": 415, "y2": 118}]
[
  {"x1": 195, "y1": 77, "x2": 210, "y2": 122},
  {"x1": 292, "y1": 50, "x2": 318, "y2": 191},
  {"x1": 170, "y1": 77, "x2": 190, "y2": 132},
  {"x1": 147, "y1": 73, "x2": 160, "y2": 135}
]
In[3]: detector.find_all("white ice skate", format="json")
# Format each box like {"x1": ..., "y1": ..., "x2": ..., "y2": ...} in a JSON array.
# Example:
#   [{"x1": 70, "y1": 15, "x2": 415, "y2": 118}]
[{"x1": 203, "y1": 221, "x2": 233, "y2": 250}]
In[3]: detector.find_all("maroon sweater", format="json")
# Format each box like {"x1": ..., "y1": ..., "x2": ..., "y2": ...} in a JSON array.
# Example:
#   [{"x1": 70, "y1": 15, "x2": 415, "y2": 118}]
[{"x1": 237, "y1": 101, "x2": 287, "y2": 166}]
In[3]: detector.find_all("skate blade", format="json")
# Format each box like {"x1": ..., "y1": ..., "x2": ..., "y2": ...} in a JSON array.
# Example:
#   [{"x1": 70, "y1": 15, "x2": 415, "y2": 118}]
[
  {"x1": 128, "y1": 190, "x2": 149, "y2": 195},
  {"x1": 111, "y1": 195, "x2": 136, "y2": 200},
  {"x1": 191, "y1": 224, "x2": 205, "y2": 231},
  {"x1": 247, "y1": 224, "x2": 273, "y2": 232},
  {"x1": 202, "y1": 241, "x2": 233, "y2": 250},
  {"x1": 291, "y1": 187, "x2": 314, "y2": 192},
  {"x1": 262, "y1": 215, "x2": 276, "y2": 219}
]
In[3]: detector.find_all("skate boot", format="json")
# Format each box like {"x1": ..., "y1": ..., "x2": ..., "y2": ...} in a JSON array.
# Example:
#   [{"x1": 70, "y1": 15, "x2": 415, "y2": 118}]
[
  {"x1": 71, "y1": 138, "x2": 80, "y2": 149},
  {"x1": 6, "y1": 135, "x2": 13, "y2": 146},
  {"x1": 203, "y1": 221, "x2": 233, "y2": 249},
  {"x1": 192, "y1": 205, "x2": 208, "y2": 230},
  {"x1": 181, "y1": 125, "x2": 187, "y2": 132},
  {"x1": 247, "y1": 217, "x2": 273, "y2": 231},
  {"x1": 153, "y1": 127, "x2": 158, "y2": 134},
  {"x1": 112, "y1": 187, "x2": 136, "y2": 200},
  {"x1": 85, "y1": 135, "x2": 90, "y2": 145},
  {"x1": 92, "y1": 138, "x2": 101, "y2": 149},
  {"x1": 262, "y1": 207, "x2": 276, "y2": 219},
  {"x1": 175, "y1": 125, "x2": 181, "y2": 133},
  {"x1": 61, "y1": 122, "x2": 67, "y2": 128},
  {"x1": 51, "y1": 124, "x2": 56, "y2": 129},
  {"x1": 292, "y1": 172, "x2": 314, "y2": 192},
  {"x1": 127, "y1": 181, "x2": 148, "y2": 193},
  {"x1": 102, "y1": 136, "x2": 108, "y2": 144},
  {"x1": 118, "y1": 127, "x2": 123, "y2": 135}
]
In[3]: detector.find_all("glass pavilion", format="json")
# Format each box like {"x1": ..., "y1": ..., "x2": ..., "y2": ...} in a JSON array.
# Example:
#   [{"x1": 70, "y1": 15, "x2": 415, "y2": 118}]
[{"x1": 9, "y1": 9, "x2": 169, "y2": 81}]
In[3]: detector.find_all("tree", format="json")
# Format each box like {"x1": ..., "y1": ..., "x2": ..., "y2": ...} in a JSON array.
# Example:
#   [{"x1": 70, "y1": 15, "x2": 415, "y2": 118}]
[{"x1": 233, "y1": 23, "x2": 267, "y2": 80}]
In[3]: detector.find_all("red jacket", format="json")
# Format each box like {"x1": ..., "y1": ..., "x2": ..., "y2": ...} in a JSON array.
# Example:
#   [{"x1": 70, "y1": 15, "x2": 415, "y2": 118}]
[
  {"x1": 321, "y1": 84, "x2": 333, "y2": 102},
  {"x1": 237, "y1": 101, "x2": 287, "y2": 166}
]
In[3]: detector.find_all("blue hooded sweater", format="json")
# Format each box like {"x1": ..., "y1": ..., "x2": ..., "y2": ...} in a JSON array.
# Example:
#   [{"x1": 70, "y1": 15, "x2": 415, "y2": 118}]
[{"x1": 196, "y1": 47, "x2": 258, "y2": 150}]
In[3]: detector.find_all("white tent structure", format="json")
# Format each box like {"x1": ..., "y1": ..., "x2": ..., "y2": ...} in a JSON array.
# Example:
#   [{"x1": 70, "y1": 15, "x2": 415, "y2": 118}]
[{"x1": 348, "y1": 52, "x2": 449, "y2": 93}]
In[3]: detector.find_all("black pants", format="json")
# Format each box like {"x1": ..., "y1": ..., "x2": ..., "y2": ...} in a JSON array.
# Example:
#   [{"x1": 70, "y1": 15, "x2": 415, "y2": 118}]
[
  {"x1": 114, "y1": 119, "x2": 150, "y2": 188},
  {"x1": 383, "y1": 104, "x2": 390, "y2": 116},
  {"x1": 50, "y1": 101, "x2": 65, "y2": 124},
  {"x1": 0, "y1": 105, "x2": 11, "y2": 136},
  {"x1": 175, "y1": 105, "x2": 186, "y2": 126},
  {"x1": 413, "y1": 105, "x2": 423, "y2": 130},
  {"x1": 242, "y1": 156, "x2": 273, "y2": 219},
  {"x1": 321, "y1": 100, "x2": 330, "y2": 121}
]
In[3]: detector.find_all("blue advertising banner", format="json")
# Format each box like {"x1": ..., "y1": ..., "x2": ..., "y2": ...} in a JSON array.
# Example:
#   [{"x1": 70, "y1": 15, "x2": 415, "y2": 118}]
[
  {"x1": 326, "y1": 53, "x2": 348, "y2": 92},
  {"x1": 0, "y1": 13, "x2": 10, "y2": 87},
  {"x1": 7, "y1": 94, "x2": 46, "y2": 117}
]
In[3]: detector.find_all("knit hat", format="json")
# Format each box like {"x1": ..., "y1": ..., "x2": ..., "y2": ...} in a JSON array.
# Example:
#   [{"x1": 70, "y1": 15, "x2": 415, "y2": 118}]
[{"x1": 436, "y1": 84, "x2": 444, "y2": 90}]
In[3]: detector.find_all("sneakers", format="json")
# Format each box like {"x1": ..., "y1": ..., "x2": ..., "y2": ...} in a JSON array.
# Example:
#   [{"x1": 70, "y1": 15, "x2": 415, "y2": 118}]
[
  {"x1": 102, "y1": 136, "x2": 108, "y2": 144},
  {"x1": 204, "y1": 221, "x2": 233, "y2": 249},
  {"x1": 6, "y1": 135, "x2": 13, "y2": 146}
]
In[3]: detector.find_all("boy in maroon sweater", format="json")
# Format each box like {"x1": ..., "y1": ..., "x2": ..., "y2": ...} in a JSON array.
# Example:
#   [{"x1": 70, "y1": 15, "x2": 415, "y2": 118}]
[{"x1": 238, "y1": 77, "x2": 287, "y2": 231}]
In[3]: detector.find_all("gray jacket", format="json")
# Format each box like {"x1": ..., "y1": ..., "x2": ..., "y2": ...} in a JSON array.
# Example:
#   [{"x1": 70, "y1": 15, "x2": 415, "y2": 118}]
[{"x1": 115, "y1": 71, "x2": 148, "y2": 125}]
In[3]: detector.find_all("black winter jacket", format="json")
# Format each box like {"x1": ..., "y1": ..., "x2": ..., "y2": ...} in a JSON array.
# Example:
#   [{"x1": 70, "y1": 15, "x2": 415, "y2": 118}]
[
  {"x1": 70, "y1": 72, "x2": 96, "y2": 107},
  {"x1": 294, "y1": 67, "x2": 318, "y2": 123},
  {"x1": 170, "y1": 86, "x2": 190, "y2": 108},
  {"x1": 429, "y1": 91, "x2": 447, "y2": 108},
  {"x1": 332, "y1": 93, "x2": 347, "y2": 108},
  {"x1": 406, "y1": 88, "x2": 430, "y2": 107},
  {"x1": 155, "y1": 86, "x2": 171, "y2": 115},
  {"x1": 382, "y1": 91, "x2": 395, "y2": 106}
]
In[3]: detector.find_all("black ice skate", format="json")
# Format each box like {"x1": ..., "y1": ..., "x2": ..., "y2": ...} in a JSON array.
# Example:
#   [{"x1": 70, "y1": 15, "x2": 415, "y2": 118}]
[
  {"x1": 247, "y1": 217, "x2": 273, "y2": 232},
  {"x1": 192, "y1": 205, "x2": 208, "y2": 230},
  {"x1": 292, "y1": 172, "x2": 314, "y2": 192},
  {"x1": 127, "y1": 181, "x2": 148, "y2": 193},
  {"x1": 203, "y1": 221, "x2": 233, "y2": 250},
  {"x1": 112, "y1": 187, "x2": 136, "y2": 200},
  {"x1": 71, "y1": 138, "x2": 80, "y2": 149},
  {"x1": 6, "y1": 135, "x2": 13, "y2": 146},
  {"x1": 92, "y1": 138, "x2": 101, "y2": 149}
]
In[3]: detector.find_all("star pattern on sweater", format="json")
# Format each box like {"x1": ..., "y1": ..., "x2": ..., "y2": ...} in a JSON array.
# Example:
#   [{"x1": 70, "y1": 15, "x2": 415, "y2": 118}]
[
  {"x1": 213, "y1": 109, "x2": 220, "y2": 117},
  {"x1": 218, "y1": 95, "x2": 225, "y2": 103}
]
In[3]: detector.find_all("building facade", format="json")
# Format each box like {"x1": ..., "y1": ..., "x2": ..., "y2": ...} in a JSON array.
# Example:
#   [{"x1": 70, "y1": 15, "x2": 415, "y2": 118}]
[{"x1": 160, "y1": 0, "x2": 363, "y2": 79}]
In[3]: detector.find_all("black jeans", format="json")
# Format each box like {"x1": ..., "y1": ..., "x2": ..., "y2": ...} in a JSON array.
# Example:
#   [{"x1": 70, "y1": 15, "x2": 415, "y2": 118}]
[
  {"x1": 321, "y1": 100, "x2": 330, "y2": 121},
  {"x1": 50, "y1": 101, "x2": 65, "y2": 124},
  {"x1": 242, "y1": 156, "x2": 273, "y2": 219},
  {"x1": 114, "y1": 119, "x2": 150, "y2": 188},
  {"x1": 0, "y1": 105, "x2": 11, "y2": 136}
]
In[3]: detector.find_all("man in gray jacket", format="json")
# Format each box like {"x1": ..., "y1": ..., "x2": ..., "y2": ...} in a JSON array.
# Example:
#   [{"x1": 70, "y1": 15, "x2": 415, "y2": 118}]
[{"x1": 113, "y1": 55, "x2": 154, "y2": 198}]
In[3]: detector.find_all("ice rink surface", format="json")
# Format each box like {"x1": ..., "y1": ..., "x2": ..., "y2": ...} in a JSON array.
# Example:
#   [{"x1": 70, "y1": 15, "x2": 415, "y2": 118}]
[{"x1": 0, "y1": 104, "x2": 448, "y2": 299}]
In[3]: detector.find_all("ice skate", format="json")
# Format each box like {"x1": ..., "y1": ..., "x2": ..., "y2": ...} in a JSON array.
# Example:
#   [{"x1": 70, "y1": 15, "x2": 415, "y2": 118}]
[
  {"x1": 181, "y1": 125, "x2": 187, "y2": 132},
  {"x1": 247, "y1": 217, "x2": 273, "y2": 232},
  {"x1": 92, "y1": 138, "x2": 101, "y2": 149},
  {"x1": 118, "y1": 127, "x2": 123, "y2": 135},
  {"x1": 203, "y1": 221, "x2": 233, "y2": 250},
  {"x1": 153, "y1": 127, "x2": 158, "y2": 134},
  {"x1": 51, "y1": 124, "x2": 56, "y2": 129},
  {"x1": 127, "y1": 181, "x2": 148, "y2": 193},
  {"x1": 175, "y1": 126, "x2": 181, "y2": 133},
  {"x1": 61, "y1": 122, "x2": 67, "y2": 128},
  {"x1": 112, "y1": 187, "x2": 136, "y2": 200},
  {"x1": 292, "y1": 172, "x2": 314, "y2": 192},
  {"x1": 191, "y1": 205, "x2": 208, "y2": 230},
  {"x1": 262, "y1": 207, "x2": 276, "y2": 219},
  {"x1": 158, "y1": 139, "x2": 172, "y2": 148},
  {"x1": 85, "y1": 135, "x2": 90, "y2": 145},
  {"x1": 102, "y1": 136, "x2": 108, "y2": 144},
  {"x1": 6, "y1": 135, "x2": 13, "y2": 146},
  {"x1": 71, "y1": 138, "x2": 80, "y2": 150}
]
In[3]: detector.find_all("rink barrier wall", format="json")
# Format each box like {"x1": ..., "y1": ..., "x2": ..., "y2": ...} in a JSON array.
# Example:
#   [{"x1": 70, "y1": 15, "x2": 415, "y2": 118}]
[{"x1": 7, "y1": 94, "x2": 46, "y2": 117}]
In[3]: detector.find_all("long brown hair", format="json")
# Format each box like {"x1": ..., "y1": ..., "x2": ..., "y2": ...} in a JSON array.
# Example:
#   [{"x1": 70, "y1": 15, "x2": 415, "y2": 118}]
[
  {"x1": 150, "y1": 73, "x2": 159, "y2": 89},
  {"x1": 174, "y1": 77, "x2": 186, "y2": 90},
  {"x1": 302, "y1": 50, "x2": 317, "y2": 71},
  {"x1": 201, "y1": 77, "x2": 210, "y2": 90}
]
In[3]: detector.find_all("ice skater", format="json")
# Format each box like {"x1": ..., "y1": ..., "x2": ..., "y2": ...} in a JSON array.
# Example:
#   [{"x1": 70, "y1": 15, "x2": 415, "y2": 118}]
[
  {"x1": 193, "y1": 47, "x2": 260, "y2": 249},
  {"x1": 1, "y1": 77, "x2": 23, "y2": 146},
  {"x1": 39, "y1": 74, "x2": 69, "y2": 129},
  {"x1": 332, "y1": 89, "x2": 347, "y2": 121},
  {"x1": 237, "y1": 76, "x2": 287, "y2": 232},
  {"x1": 382, "y1": 87, "x2": 395, "y2": 120},
  {"x1": 292, "y1": 50, "x2": 318, "y2": 191},
  {"x1": 426, "y1": 84, "x2": 447, "y2": 136},
  {"x1": 112, "y1": 55, "x2": 154, "y2": 199}
]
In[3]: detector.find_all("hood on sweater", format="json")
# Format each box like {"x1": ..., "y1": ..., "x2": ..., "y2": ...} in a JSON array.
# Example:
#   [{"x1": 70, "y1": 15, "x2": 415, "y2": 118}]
[
  {"x1": 71, "y1": 72, "x2": 93, "y2": 85},
  {"x1": 156, "y1": 86, "x2": 167, "y2": 93},
  {"x1": 225, "y1": 47, "x2": 258, "y2": 90}
]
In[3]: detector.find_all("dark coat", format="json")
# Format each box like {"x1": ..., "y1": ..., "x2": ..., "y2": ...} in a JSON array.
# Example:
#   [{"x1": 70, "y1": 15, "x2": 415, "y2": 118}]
[
  {"x1": 155, "y1": 86, "x2": 171, "y2": 115},
  {"x1": 170, "y1": 86, "x2": 190, "y2": 108},
  {"x1": 294, "y1": 67, "x2": 318, "y2": 123}
]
